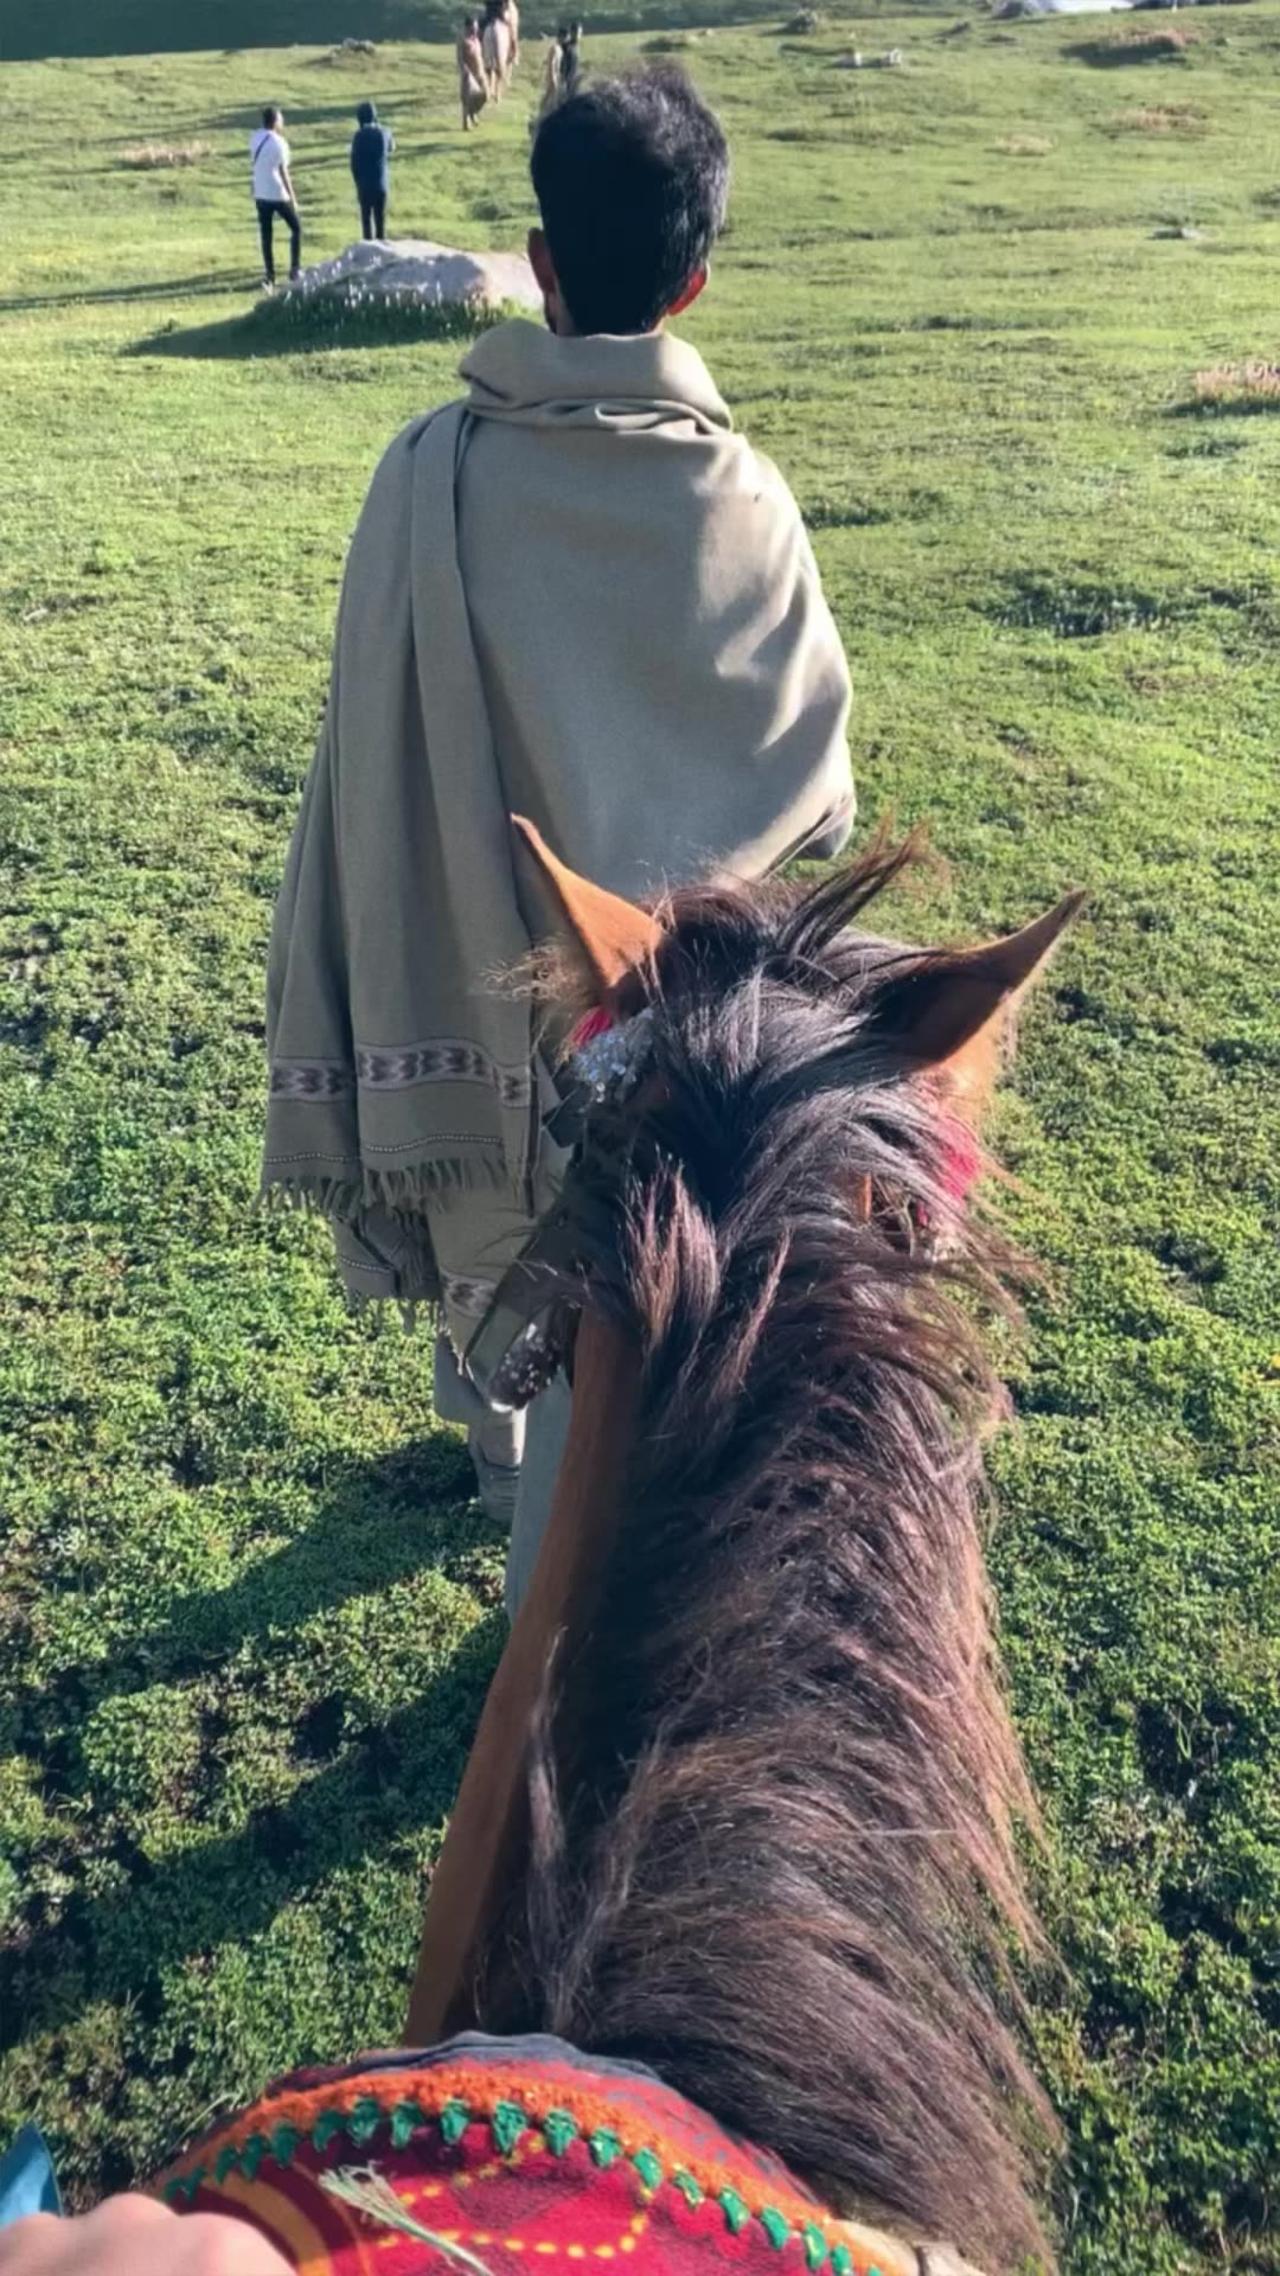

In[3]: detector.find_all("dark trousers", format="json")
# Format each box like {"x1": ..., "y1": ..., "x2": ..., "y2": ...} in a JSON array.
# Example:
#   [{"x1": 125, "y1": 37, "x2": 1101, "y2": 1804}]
[
  {"x1": 256, "y1": 198, "x2": 301, "y2": 283},
  {"x1": 359, "y1": 191, "x2": 387, "y2": 240}
]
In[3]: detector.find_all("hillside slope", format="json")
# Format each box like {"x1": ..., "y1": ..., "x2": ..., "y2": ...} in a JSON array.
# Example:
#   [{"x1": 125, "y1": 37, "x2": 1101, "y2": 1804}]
[{"x1": 3, "y1": 0, "x2": 790, "y2": 62}]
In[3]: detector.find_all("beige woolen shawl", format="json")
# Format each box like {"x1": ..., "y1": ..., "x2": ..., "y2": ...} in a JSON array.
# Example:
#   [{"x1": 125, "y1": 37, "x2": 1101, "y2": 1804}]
[{"x1": 263, "y1": 320, "x2": 853, "y2": 1312}]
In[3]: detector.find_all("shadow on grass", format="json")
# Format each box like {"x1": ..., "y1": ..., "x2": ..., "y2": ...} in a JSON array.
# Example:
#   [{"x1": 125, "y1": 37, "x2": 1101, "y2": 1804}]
[
  {"x1": 130, "y1": 294, "x2": 507, "y2": 359},
  {"x1": 1065, "y1": 30, "x2": 1194, "y2": 65},
  {"x1": 385, "y1": 140, "x2": 474, "y2": 163},
  {"x1": 0, "y1": 271, "x2": 250, "y2": 316},
  {"x1": 205, "y1": 100, "x2": 405, "y2": 131},
  {"x1": 4, "y1": 1434, "x2": 492, "y2": 1744},
  {"x1": 0, "y1": 1616, "x2": 503, "y2": 2032},
  {"x1": 1166, "y1": 393, "x2": 1280, "y2": 420}
]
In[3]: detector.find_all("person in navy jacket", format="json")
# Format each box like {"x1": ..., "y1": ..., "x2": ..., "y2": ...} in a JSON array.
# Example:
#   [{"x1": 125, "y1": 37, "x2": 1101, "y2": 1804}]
[{"x1": 349, "y1": 102, "x2": 394, "y2": 240}]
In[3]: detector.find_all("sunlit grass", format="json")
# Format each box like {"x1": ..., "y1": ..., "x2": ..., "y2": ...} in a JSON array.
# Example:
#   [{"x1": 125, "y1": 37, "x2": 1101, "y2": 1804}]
[{"x1": 0, "y1": 7, "x2": 1277, "y2": 2271}]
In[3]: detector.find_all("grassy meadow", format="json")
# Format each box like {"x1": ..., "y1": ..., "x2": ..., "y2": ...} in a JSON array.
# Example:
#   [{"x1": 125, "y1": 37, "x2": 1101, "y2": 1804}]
[{"x1": 1, "y1": 5, "x2": 1279, "y2": 2268}]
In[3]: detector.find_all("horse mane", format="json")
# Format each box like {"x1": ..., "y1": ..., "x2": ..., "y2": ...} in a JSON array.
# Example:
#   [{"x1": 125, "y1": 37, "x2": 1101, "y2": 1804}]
[{"x1": 476, "y1": 841, "x2": 1059, "y2": 2273}]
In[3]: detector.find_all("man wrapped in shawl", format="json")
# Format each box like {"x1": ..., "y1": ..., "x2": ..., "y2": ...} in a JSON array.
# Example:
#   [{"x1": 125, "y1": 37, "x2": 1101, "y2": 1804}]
[{"x1": 263, "y1": 67, "x2": 854, "y2": 1611}]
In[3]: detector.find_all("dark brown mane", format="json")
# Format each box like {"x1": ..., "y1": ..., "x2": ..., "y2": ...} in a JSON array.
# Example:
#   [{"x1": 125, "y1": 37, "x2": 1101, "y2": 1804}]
[{"x1": 476, "y1": 842, "x2": 1059, "y2": 2273}]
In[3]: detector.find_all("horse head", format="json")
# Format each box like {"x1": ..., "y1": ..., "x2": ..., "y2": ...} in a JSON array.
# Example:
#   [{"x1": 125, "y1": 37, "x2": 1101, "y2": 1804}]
[{"x1": 514, "y1": 812, "x2": 1080, "y2": 1258}]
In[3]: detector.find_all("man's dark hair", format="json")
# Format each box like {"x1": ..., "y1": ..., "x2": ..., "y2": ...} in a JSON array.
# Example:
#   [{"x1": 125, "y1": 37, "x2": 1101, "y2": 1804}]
[
  {"x1": 357, "y1": 100, "x2": 377, "y2": 124},
  {"x1": 262, "y1": 105, "x2": 281, "y2": 127},
  {"x1": 530, "y1": 67, "x2": 729, "y2": 336}
]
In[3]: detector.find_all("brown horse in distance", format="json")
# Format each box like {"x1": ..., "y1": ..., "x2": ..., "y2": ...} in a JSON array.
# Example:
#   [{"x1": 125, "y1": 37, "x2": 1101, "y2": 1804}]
[{"x1": 407, "y1": 829, "x2": 1082, "y2": 2274}]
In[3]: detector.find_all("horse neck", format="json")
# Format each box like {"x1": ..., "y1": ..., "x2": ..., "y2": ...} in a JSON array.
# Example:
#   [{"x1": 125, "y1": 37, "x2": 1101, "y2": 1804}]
[{"x1": 477, "y1": 1154, "x2": 1052, "y2": 2273}]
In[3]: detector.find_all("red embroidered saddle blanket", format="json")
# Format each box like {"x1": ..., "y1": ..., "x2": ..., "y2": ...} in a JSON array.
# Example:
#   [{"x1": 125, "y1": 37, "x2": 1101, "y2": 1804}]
[{"x1": 158, "y1": 2036, "x2": 930, "y2": 2276}]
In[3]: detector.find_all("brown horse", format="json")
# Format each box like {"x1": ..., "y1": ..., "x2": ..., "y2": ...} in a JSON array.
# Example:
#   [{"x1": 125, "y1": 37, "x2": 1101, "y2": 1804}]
[{"x1": 407, "y1": 830, "x2": 1082, "y2": 2275}]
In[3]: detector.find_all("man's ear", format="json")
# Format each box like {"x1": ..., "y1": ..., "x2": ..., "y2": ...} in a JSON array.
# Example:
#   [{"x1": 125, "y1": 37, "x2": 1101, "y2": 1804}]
[
  {"x1": 512, "y1": 817, "x2": 664, "y2": 1000},
  {"x1": 872, "y1": 891, "x2": 1086, "y2": 1110},
  {"x1": 666, "y1": 265, "x2": 708, "y2": 319},
  {"x1": 527, "y1": 227, "x2": 560, "y2": 323}
]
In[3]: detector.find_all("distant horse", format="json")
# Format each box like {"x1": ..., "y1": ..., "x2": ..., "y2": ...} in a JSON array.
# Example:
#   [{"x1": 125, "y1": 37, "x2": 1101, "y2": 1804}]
[
  {"x1": 537, "y1": 21, "x2": 581, "y2": 117},
  {"x1": 163, "y1": 833, "x2": 1080, "y2": 2276},
  {"x1": 482, "y1": 1, "x2": 516, "y2": 99},
  {"x1": 540, "y1": 32, "x2": 565, "y2": 110},
  {"x1": 458, "y1": 21, "x2": 489, "y2": 130}
]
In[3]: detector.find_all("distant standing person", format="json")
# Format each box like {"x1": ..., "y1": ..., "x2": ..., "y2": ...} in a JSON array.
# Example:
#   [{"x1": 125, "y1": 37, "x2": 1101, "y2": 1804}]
[
  {"x1": 250, "y1": 105, "x2": 301, "y2": 290},
  {"x1": 350, "y1": 100, "x2": 394, "y2": 240}
]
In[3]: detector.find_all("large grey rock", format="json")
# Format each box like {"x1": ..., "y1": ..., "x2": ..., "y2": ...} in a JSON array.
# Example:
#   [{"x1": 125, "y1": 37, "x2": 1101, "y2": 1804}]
[{"x1": 282, "y1": 238, "x2": 542, "y2": 314}]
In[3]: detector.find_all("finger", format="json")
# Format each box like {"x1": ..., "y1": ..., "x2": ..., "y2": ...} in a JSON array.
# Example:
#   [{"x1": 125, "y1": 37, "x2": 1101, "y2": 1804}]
[
  {"x1": 172, "y1": 2211, "x2": 295, "y2": 2272},
  {"x1": 0, "y1": 2212, "x2": 63, "y2": 2273},
  {"x1": 0, "y1": 2197, "x2": 171, "y2": 2274}
]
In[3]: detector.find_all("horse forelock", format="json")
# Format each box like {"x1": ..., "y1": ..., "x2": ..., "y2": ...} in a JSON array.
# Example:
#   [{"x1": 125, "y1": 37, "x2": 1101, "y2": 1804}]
[{"x1": 482, "y1": 842, "x2": 1060, "y2": 2275}]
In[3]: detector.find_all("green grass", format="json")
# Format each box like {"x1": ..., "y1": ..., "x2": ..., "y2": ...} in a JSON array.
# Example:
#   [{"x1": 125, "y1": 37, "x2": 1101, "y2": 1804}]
[{"x1": 1, "y1": 7, "x2": 1279, "y2": 2269}]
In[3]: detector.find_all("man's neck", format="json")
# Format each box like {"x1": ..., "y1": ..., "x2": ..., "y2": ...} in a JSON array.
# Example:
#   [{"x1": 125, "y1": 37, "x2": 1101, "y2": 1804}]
[{"x1": 549, "y1": 318, "x2": 665, "y2": 341}]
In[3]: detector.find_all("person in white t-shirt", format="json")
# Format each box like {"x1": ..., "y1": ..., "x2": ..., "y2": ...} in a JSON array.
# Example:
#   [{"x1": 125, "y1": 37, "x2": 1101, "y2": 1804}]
[{"x1": 249, "y1": 106, "x2": 301, "y2": 290}]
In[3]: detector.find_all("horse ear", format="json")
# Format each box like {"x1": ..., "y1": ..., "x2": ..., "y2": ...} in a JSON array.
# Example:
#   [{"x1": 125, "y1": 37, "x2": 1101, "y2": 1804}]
[
  {"x1": 876, "y1": 890, "x2": 1085, "y2": 1103},
  {"x1": 512, "y1": 816, "x2": 664, "y2": 999}
]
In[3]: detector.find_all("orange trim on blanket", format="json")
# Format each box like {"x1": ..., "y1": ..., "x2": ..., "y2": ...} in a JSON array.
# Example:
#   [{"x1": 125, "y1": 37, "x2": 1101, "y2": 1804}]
[{"x1": 161, "y1": 2064, "x2": 839, "y2": 2246}]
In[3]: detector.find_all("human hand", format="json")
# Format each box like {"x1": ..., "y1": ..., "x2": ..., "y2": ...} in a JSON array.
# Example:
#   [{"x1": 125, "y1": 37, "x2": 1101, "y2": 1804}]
[{"x1": 0, "y1": 2194, "x2": 292, "y2": 2276}]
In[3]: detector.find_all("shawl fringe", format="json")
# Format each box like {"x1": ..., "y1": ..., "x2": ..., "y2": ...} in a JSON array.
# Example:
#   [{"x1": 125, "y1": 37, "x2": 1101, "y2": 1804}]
[{"x1": 260, "y1": 1154, "x2": 521, "y2": 1220}]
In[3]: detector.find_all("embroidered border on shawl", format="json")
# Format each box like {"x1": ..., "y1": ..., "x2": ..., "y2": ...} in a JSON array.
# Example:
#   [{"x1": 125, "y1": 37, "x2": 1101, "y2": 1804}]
[
  {"x1": 270, "y1": 1060, "x2": 355, "y2": 1100},
  {"x1": 270, "y1": 1043, "x2": 533, "y2": 1107}
]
